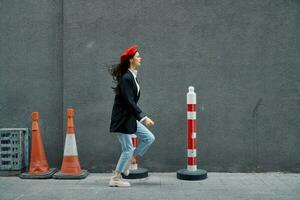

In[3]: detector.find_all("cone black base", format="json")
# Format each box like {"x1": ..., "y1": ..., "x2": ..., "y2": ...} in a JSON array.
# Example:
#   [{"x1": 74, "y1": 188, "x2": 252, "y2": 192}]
[
  {"x1": 0, "y1": 170, "x2": 22, "y2": 176},
  {"x1": 122, "y1": 168, "x2": 148, "y2": 179},
  {"x1": 19, "y1": 168, "x2": 57, "y2": 179},
  {"x1": 177, "y1": 169, "x2": 207, "y2": 180},
  {"x1": 53, "y1": 169, "x2": 89, "y2": 179}
]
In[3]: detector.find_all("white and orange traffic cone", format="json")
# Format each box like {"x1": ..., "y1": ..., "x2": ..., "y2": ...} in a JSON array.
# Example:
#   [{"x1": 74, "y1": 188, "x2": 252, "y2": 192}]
[
  {"x1": 53, "y1": 108, "x2": 88, "y2": 179},
  {"x1": 177, "y1": 86, "x2": 207, "y2": 180}
]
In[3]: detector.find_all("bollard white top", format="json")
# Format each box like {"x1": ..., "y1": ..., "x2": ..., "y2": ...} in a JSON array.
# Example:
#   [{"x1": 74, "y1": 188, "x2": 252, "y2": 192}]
[{"x1": 187, "y1": 86, "x2": 196, "y2": 104}]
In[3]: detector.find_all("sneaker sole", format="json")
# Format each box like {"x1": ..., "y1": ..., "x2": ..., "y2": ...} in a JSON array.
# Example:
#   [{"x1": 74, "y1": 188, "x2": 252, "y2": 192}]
[
  {"x1": 109, "y1": 181, "x2": 130, "y2": 187},
  {"x1": 109, "y1": 184, "x2": 130, "y2": 187}
]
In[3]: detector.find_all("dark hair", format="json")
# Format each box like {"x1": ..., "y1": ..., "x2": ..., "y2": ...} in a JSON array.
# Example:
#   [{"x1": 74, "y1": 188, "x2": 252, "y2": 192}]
[{"x1": 109, "y1": 55, "x2": 134, "y2": 94}]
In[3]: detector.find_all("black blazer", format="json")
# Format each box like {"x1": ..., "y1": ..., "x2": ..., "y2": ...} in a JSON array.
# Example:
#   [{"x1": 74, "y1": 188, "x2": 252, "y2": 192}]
[{"x1": 110, "y1": 70, "x2": 146, "y2": 134}]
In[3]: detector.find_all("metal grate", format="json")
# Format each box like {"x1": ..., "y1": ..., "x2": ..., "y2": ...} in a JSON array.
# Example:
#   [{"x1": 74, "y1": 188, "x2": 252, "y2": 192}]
[{"x1": 0, "y1": 128, "x2": 29, "y2": 174}]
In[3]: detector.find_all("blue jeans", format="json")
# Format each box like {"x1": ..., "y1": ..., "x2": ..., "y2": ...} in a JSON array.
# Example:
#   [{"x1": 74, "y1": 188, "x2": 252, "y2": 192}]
[{"x1": 115, "y1": 121, "x2": 155, "y2": 173}]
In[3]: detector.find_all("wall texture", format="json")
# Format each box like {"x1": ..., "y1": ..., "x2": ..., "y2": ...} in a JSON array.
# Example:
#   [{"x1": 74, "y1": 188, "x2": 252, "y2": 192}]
[
  {"x1": 0, "y1": 0, "x2": 64, "y2": 167},
  {"x1": 1, "y1": 0, "x2": 299, "y2": 172}
]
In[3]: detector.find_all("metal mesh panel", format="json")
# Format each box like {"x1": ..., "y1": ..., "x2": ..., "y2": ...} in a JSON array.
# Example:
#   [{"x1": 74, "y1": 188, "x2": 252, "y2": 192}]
[{"x1": 0, "y1": 128, "x2": 29, "y2": 172}]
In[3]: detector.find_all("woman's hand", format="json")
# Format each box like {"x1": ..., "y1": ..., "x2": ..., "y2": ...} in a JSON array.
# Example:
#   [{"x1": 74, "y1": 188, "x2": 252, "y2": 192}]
[{"x1": 143, "y1": 117, "x2": 155, "y2": 127}]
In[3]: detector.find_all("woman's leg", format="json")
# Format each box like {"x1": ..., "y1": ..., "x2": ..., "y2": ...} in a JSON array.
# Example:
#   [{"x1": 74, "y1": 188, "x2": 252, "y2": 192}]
[
  {"x1": 115, "y1": 133, "x2": 134, "y2": 173},
  {"x1": 134, "y1": 121, "x2": 155, "y2": 157}
]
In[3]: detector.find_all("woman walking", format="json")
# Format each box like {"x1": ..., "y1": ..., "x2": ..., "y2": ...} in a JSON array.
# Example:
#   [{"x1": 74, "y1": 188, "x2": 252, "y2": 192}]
[{"x1": 109, "y1": 45, "x2": 155, "y2": 187}]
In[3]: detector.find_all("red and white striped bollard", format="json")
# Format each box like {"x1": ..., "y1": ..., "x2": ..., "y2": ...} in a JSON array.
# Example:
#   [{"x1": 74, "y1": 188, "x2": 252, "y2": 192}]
[
  {"x1": 123, "y1": 134, "x2": 148, "y2": 179},
  {"x1": 187, "y1": 86, "x2": 197, "y2": 171},
  {"x1": 131, "y1": 134, "x2": 138, "y2": 170},
  {"x1": 177, "y1": 86, "x2": 207, "y2": 180}
]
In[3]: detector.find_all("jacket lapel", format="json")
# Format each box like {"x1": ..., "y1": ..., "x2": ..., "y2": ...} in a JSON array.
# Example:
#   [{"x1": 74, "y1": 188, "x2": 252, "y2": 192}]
[{"x1": 127, "y1": 70, "x2": 138, "y2": 99}]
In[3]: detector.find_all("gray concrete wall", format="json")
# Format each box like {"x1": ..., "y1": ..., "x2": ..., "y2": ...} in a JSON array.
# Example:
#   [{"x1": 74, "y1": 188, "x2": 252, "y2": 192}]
[
  {"x1": 1, "y1": 0, "x2": 299, "y2": 172},
  {"x1": 0, "y1": 0, "x2": 63, "y2": 167}
]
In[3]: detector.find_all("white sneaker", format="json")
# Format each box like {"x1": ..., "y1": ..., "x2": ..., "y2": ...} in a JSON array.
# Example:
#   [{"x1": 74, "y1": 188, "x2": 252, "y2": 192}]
[
  {"x1": 123, "y1": 157, "x2": 136, "y2": 176},
  {"x1": 123, "y1": 159, "x2": 132, "y2": 176},
  {"x1": 109, "y1": 171, "x2": 131, "y2": 187}
]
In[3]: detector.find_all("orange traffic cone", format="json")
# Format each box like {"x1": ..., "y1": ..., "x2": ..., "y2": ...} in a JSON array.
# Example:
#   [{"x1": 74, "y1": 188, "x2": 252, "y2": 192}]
[
  {"x1": 20, "y1": 112, "x2": 57, "y2": 179},
  {"x1": 53, "y1": 108, "x2": 88, "y2": 179}
]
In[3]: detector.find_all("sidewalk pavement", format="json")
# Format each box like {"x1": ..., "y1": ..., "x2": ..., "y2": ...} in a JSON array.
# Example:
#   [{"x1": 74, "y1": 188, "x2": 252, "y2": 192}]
[{"x1": 0, "y1": 172, "x2": 299, "y2": 200}]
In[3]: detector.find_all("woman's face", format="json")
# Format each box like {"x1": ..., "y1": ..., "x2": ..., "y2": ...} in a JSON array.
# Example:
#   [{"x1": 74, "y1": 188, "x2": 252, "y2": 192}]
[{"x1": 130, "y1": 52, "x2": 142, "y2": 68}]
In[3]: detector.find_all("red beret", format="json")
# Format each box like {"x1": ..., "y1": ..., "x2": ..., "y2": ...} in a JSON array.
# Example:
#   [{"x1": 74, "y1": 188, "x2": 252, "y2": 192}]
[{"x1": 120, "y1": 45, "x2": 138, "y2": 63}]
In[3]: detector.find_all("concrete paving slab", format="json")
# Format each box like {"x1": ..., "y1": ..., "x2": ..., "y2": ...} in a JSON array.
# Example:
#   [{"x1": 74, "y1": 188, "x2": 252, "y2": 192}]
[{"x1": 0, "y1": 173, "x2": 299, "y2": 200}]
